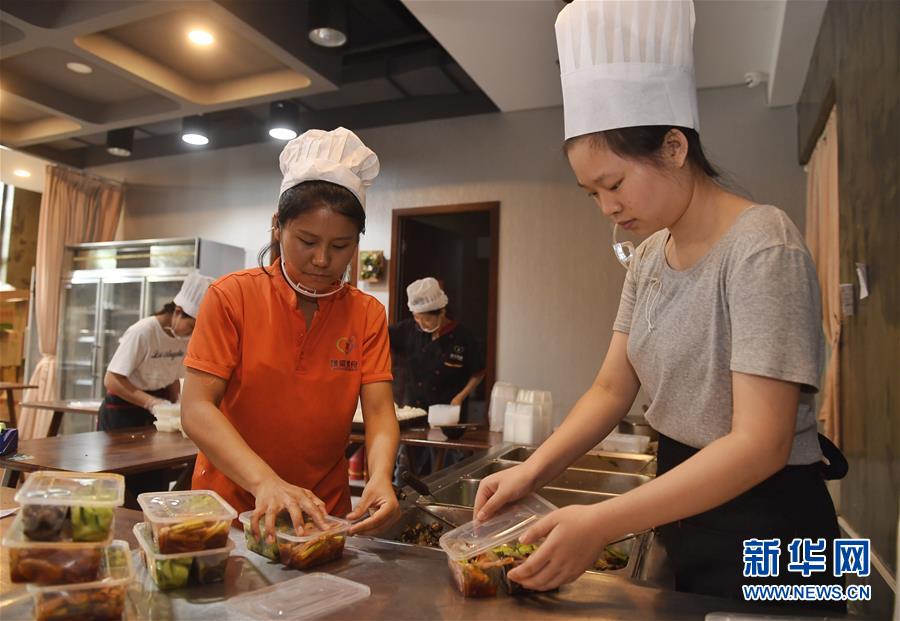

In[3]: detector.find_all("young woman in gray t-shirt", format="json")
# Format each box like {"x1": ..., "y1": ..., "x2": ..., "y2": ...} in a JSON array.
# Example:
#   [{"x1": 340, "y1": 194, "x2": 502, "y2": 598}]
[{"x1": 475, "y1": 123, "x2": 843, "y2": 609}]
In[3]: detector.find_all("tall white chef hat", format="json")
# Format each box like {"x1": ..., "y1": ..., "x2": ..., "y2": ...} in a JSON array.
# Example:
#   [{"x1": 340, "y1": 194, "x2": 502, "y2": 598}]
[
  {"x1": 278, "y1": 127, "x2": 380, "y2": 208},
  {"x1": 173, "y1": 272, "x2": 213, "y2": 318},
  {"x1": 407, "y1": 277, "x2": 448, "y2": 314},
  {"x1": 555, "y1": 0, "x2": 700, "y2": 140}
]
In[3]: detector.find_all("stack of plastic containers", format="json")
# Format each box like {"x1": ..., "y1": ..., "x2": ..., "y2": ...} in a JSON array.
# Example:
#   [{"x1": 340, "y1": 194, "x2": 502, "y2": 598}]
[
  {"x1": 488, "y1": 382, "x2": 518, "y2": 432},
  {"x1": 239, "y1": 510, "x2": 350, "y2": 570},
  {"x1": 502, "y1": 389, "x2": 553, "y2": 445},
  {"x1": 3, "y1": 471, "x2": 132, "y2": 621},
  {"x1": 439, "y1": 494, "x2": 556, "y2": 597},
  {"x1": 135, "y1": 490, "x2": 236, "y2": 590}
]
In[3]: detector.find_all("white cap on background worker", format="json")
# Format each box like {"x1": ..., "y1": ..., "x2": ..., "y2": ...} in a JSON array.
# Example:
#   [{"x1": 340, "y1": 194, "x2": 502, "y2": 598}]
[
  {"x1": 407, "y1": 277, "x2": 448, "y2": 313},
  {"x1": 173, "y1": 272, "x2": 213, "y2": 317}
]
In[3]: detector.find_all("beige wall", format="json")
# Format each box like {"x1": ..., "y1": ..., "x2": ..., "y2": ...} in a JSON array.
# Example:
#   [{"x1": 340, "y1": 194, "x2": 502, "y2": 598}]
[{"x1": 92, "y1": 84, "x2": 805, "y2": 424}]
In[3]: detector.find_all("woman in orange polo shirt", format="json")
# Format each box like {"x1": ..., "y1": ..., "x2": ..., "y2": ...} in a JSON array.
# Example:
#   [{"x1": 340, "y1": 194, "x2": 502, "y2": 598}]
[{"x1": 181, "y1": 127, "x2": 400, "y2": 540}]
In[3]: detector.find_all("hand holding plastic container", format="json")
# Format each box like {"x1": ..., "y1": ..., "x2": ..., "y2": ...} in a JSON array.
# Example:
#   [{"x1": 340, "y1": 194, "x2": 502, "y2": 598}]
[{"x1": 439, "y1": 494, "x2": 557, "y2": 597}]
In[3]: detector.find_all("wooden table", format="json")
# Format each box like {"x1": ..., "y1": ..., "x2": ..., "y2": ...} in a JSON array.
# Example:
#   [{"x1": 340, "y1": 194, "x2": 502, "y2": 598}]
[
  {"x1": 349, "y1": 427, "x2": 503, "y2": 472},
  {"x1": 18, "y1": 399, "x2": 101, "y2": 437},
  {"x1": 0, "y1": 427, "x2": 198, "y2": 491},
  {"x1": 0, "y1": 382, "x2": 38, "y2": 427}
]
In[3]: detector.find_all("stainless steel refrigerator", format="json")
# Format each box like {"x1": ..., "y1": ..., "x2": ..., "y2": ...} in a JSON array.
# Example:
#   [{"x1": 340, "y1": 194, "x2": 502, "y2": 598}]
[{"x1": 27, "y1": 238, "x2": 244, "y2": 407}]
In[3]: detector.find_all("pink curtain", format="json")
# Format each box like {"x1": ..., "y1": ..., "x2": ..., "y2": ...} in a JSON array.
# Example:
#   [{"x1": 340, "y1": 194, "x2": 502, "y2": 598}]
[
  {"x1": 805, "y1": 108, "x2": 841, "y2": 445},
  {"x1": 18, "y1": 167, "x2": 123, "y2": 439}
]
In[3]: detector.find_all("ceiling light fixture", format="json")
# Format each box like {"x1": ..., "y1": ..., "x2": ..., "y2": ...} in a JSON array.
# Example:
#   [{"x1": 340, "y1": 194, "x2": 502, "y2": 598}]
[
  {"x1": 268, "y1": 101, "x2": 299, "y2": 140},
  {"x1": 106, "y1": 128, "x2": 134, "y2": 157},
  {"x1": 188, "y1": 29, "x2": 214, "y2": 46},
  {"x1": 13, "y1": 169, "x2": 31, "y2": 178},
  {"x1": 308, "y1": 0, "x2": 348, "y2": 48},
  {"x1": 181, "y1": 115, "x2": 210, "y2": 146},
  {"x1": 66, "y1": 62, "x2": 93, "y2": 74}
]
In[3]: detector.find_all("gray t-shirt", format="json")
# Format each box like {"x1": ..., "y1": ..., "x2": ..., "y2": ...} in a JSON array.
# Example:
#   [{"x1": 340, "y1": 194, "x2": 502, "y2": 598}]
[{"x1": 613, "y1": 205, "x2": 824, "y2": 464}]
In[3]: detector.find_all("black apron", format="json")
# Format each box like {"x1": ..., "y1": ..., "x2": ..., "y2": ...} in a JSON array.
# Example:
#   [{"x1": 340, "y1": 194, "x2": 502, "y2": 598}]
[
  {"x1": 656, "y1": 433, "x2": 847, "y2": 613},
  {"x1": 98, "y1": 388, "x2": 168, "y2": 431},
  {"x1": 98, "y1": 388, "x2": 172, "y2": 502}
]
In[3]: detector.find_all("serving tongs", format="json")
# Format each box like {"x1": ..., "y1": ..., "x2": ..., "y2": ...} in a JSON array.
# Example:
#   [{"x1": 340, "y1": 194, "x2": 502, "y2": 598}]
[{"x1": 398, "y1": 471, "x2": 459, "y2": 529}]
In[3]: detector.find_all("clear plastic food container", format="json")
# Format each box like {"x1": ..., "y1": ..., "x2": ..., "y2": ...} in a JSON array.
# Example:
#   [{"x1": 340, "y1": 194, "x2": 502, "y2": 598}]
[
  {"x1": 230, "y1": 573, "x2": 370, "y2": 620},
  {"x1": 14, "y1": 471, "x2": 124, "y2": 543},
  {"x1": 133, "y1": 522, "x2": 233, "y2": 590},
  {"x1": 439, "y1": 494, "x2": 556, "y2": 597},
  {"x1": 137, "y1": 490, "x2": 236, "y2": 554},
  {"x1": 238, "y1": 510, "x2": 283, "y2": 561},
  {"x1": 3, "y1": 512, "x2": 111, "y2": 585},
  {"x1": 275, "y1": 515, "x2": 350, "y2": 570},
  {"x1": 27, "y1": 539, "x2": 132, "y2": 621}
]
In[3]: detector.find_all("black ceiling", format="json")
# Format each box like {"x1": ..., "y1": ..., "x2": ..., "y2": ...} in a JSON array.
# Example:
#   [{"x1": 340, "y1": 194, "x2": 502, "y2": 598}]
[{"x1": 2, "y1": 0, "x2": 497, "y2": 168}]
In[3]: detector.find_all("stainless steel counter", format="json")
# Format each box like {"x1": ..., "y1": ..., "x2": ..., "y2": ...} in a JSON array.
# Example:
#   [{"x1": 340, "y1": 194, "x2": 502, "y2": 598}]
[
  {"x1": 0, "y1": 446, "x2": 862, "y2": 620},
  {"x1": 0, "y1": 528, "x2": 800, "y2": 621}
]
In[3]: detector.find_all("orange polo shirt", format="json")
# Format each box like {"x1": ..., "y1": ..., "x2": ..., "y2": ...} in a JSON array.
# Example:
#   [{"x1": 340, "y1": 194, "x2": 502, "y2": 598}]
[{"x1": 184, "y1": 265, "x2": 392, "y2": 517}]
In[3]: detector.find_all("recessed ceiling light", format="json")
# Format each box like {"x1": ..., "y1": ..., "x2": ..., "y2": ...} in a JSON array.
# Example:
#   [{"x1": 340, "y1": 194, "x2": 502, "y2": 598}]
[
  {"x1": 181, "y1": 115, "x2": 210, "y2": 146},
  {"x1": 13, "y1": 169, "x2": 31, "y2": 178},
  {"x1": 268, "y1": 101, "x2": 299, "y2": 141},
  {"x1": 182, "y1": 133, "x2": 209, "y2": 146},
  {"x1": 106, "y1": 128, "x2": 133, "y2": 157},
  {"x1": 308, "y1": 27, "x2": 346, "y2": 48},
  {"x1": 66, "y1": 62, "x2": 93, "y2": 74},
  {"x1": 268, "y1": 127, "x2": 298, "y2": 141},
  {"x1": 188, "y1": 29, "x2": 214, "y2": 46}
]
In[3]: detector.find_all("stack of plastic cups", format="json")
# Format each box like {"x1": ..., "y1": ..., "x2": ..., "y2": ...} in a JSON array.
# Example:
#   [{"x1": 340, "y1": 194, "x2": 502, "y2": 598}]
[
  {"x1": 135, "y1": 490, "x2": 236, "y2": 590},
  {"x1": 516, "y1": 389, "x2": 553, "y2": 444},
  {"x1": 488, "y1": 382, "x2": 518, "y2": 432},
  {"x1": 3, "y1": 471, "x2": 132, "y2": 621},
  {"x1": 503, "y1": 402, "x2": 546, "y2": 446}
]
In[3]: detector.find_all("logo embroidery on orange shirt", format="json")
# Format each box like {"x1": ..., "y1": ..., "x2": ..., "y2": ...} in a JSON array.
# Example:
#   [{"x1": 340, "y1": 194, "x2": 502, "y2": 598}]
[{"x1": 336, "y1": 336, "x2": 357, "y2": 354}]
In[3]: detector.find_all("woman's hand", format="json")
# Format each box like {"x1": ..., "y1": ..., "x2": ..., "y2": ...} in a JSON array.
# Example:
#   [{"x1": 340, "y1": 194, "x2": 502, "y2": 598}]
[
  {"x1": 145, "y1": 397, "x2": 171, "y2": 412},
  {"x1": 250, "y1": 476, "x2": 330, "y2": 544},
  {"x1": 472, "y1": 463, "x2": 539, "y2": 522},
  {"x1": 346, "y1": 476, "x2": 400, "y2": 535},
  {"x1": 506, "y1": 504, "x2": 610, "y2": 591}
]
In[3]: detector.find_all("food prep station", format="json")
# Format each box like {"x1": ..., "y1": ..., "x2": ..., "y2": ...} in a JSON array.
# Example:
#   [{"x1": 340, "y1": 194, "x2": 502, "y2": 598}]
[{"x1": 1, "y1": 444, "x2": 849, "y2": 620}]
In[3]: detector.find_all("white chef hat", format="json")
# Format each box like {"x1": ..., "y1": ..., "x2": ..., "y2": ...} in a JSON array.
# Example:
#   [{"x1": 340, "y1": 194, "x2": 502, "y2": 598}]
[
  {"x1": 555, "y1": 0, "x2": 700, "y2": 140},
  {"x1": 173, "y1": 272, "x2": 213, "y2": 318},
  {"x1": 278, "y1": 127, "x2": 380, "y2": 208},
  {"x1": 407, "y1": 277, "x2": 448, "y2": 314}
]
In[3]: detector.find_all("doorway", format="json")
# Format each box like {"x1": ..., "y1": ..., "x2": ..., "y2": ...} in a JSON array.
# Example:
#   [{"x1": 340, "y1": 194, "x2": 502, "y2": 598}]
[{"x1": 389, "y1": 202, "x2": 499, "y2": 426}]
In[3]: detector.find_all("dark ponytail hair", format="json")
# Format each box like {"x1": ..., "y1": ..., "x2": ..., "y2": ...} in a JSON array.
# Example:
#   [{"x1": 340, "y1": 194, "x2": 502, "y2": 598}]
[
  {"x1": 154, "y1": 301, "x2": 176, "y2": 315},
  {"x1": 258, "y1": 180, "x2": 366, "y2": 268},
  {"x1": 565, "y1": 126, "x2": 719, "y2": 178}
]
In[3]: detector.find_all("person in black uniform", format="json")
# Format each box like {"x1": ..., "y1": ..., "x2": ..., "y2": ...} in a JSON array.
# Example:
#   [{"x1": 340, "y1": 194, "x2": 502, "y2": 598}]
[{"x1": 390, "y1": 277, "x2": 485, "y2": 473}]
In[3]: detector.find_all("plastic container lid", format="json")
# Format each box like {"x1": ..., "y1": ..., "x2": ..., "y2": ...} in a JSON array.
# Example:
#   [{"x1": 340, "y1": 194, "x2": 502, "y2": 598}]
[
  {"x1": 137, "y1": 490, "x2": 237, "y2": 524},
  {"x1": 230, "y1": 573, "x2": 370, "y2": 620},
  {"x1": 2, "y1": 511, "x2": 113, "y2": 549},
  {"x1": 439, "y1": 494, "x2": 557, "y2": 561},
  {"x1": 238, "y1": 510, "x2": 349, "y2": 542},
  {"x1": 133, "y1": 521, "x2": 234, "y2": 562},
  {"x1": 273, "y1": 515, "x2": 350, "y2": 544},
  {"x1": 25, "y1": 539, "x2": 133, "y2": 594},
  {"x1": 14, "y1": 471, "x2": 125, "y2": 508}
]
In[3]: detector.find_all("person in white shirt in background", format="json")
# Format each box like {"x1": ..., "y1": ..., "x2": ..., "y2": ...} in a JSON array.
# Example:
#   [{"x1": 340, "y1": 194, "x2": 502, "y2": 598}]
[{"x1": 99, "y1": 272, "x2": 212, "y2": 431}]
